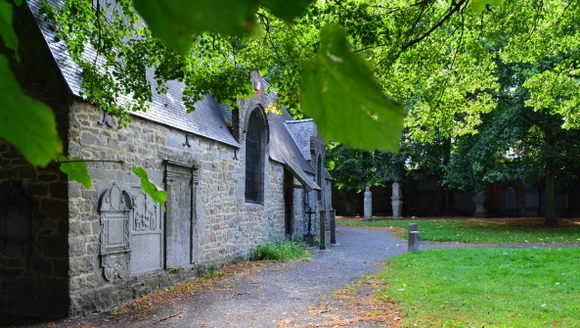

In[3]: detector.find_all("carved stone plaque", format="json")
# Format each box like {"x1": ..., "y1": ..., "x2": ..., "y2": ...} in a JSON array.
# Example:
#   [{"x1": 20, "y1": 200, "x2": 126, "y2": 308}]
[
  {"x1": 129, "y1": 187, "x2": 163, "y2": 275},
  {"x1": 99, "y1": 184, "x2": 131, "y2": 281}
]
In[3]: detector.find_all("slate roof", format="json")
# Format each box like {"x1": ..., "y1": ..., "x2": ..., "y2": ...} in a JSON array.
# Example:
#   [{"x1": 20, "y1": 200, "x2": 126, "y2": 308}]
[
  {"x1": 286, "y1": 119, "x2": 317, "y2": 161},
  {"x1": 322, "y1": 167, "x2": 332, "y2": 181},
  {"x1": 27, "y1": 0, "x2": 240, "y2": 148},
  {"x1": 27, "y1": 0, "x2": 330, "y2": 186},
  {"x1": 267, "y1": 108, "x2": 319, "y2": 191},
  {"x1": 286, "y1": 119, "x2": 332, "y2": 181}
]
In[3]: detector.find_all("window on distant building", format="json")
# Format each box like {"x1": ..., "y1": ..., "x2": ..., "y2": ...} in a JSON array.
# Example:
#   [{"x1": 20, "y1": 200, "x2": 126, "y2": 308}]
[{"x1": 245, "y1": 109, "x2": 266, "y2": 204}]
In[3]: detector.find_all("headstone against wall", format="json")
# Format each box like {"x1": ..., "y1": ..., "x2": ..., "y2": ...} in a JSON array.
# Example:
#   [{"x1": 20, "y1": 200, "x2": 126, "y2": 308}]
[
  {"x1": 363, "y1": 186, "x2": 372, "y2": 220},
  {"x1": 391, "y1": 182, "x2": 403, "y2": 219},
  {"x1": 504, "y1": 186, "x2": 518, "y2": 216},
  {"x1": 165, "y1": 163, "x2": 196, "y2": 268},
  {"x1": 525, "y1": 185, "x2": 539, "y2": 208},
  {"x1": 524, "y1": 185, "x2": 540, "y2": 216},
  {"x1": 99, "y1": 184, "x2": 131, "y2": 281},
  {"x1": 129, "y1": 187, "x2": 163, "y2": 274},
  {"x1": 472, "y1": 190, "x2": 487, "y2": 218}
]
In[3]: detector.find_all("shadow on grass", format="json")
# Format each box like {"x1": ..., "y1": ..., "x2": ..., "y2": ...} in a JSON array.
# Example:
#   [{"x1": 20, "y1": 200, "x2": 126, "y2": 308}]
[{"x1": 337, "y1": 217, "x2": 580, "y2": 243}]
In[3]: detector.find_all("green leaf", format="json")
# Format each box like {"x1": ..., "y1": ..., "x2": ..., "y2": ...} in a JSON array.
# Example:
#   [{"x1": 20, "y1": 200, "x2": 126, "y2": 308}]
[
  {"x1": 258, "y1": 0, "x2": 314, "y2": 21},
  {"x1": 300, "y1": 24, "x2": 404, "y2": 152},
  {"x1": 132, "y1": 0, "x2": 315, "y2": 55},
  {"x1": 59, "y1": 156, "x2": 92, "y2": 189},
  {"x1": 469, "y1": 0, "x2": 504, "y2": 13},
  {"x1": 131, "y1": 165, "x2": 167, "y2": 210},
  {"x1": 132, "y1": 0, "x2": 256, "y2": 55},
  {"x1": 0, "y1": 0, "x2": 18, "y2": 51},
  {"x1": 0, "y1": 55, "x2": 62, "y2": 166}
]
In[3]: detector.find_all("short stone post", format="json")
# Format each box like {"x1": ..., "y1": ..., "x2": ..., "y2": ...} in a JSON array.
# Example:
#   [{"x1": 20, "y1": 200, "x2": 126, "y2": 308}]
[
  {"x1": 319, "y1": 208, "x2": 327, "y2": 250},
  {"x1": 330, "y1": 209, "x2": 337, "y2": 244},
  {"x1": 391, "y1": 182, "x2": 403, "y2": 219},
  {"x1": 408, "y1": 223, "x2": 420, "y2": 252},
  {"x1": 363, "y1": 186, "x2": 372, "y2": 220}
]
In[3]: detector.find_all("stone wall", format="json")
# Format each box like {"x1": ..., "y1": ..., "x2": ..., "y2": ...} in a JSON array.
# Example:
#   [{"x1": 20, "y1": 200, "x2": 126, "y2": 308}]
[
  {"x1": 67, "y1": 100, "x2": 285, "y2": 314},
  {"x1": 0, "y1": 145, "x2": 70, "y2": 318},
  {"x1": 0, "y1": 3, "x2": 71, "y2": 317},
  {"x1": 291, "y1": 181, "x2": 307, "y2": 238}
]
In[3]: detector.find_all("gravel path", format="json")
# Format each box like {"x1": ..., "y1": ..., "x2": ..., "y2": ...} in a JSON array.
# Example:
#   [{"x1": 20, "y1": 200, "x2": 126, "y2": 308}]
[{"x1": 24, "y1": 226, "x2": 579, "y2": 328}]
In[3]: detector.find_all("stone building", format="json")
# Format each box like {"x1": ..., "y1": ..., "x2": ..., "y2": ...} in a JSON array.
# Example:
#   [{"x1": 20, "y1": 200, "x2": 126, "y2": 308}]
[{"x1": 0, "y1": 0, "x2": 333, "y2": 319}]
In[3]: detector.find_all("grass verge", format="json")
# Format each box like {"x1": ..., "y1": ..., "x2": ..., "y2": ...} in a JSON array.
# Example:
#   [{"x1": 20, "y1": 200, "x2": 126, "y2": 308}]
[
  {"x1": 338, "y1": 219, "x2": 580, "y2": 243},
  {"x1": 250, "y1": 239, "x2": 311, "y2": 262},
  {"x1": 378, "y1": 247, "x2": 580, "y2": 327}
]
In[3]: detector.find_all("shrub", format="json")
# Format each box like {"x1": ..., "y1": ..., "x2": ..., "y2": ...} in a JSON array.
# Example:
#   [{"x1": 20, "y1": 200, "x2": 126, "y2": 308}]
[{"x1": 250, "y1": 239, "x2": 311, "y2": 262}]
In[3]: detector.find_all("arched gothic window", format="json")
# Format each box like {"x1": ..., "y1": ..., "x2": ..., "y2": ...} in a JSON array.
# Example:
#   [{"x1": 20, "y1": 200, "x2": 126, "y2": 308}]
[{"x1": 245, "y1": 109, "x2": 266, "y2": 203}]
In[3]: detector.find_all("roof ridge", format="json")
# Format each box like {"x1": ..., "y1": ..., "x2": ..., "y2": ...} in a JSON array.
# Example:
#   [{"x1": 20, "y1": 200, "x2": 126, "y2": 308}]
[{"x1": 286, "y1": 118, "x2": 314, "y2": 124}]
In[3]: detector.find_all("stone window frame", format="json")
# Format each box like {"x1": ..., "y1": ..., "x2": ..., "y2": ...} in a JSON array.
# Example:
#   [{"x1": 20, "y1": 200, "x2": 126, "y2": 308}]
[
  {"x1": 163, "y1": 159, "x2": 199, "y2": 269},
  {"x1": 244, "y1": 107, "x2": 268, "y2": 205}
]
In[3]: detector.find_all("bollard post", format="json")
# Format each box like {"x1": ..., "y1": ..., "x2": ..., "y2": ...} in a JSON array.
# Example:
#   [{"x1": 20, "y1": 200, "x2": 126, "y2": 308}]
[
  {"x1": 319, "y1": 209, "x2": 327, "y2": 250},
  {"x1": 330, "y1": 209, "x2": 337, "y2": 244},
  {"x1": 408, "y1": 231, "x2": 420, "y2": 252},
  {"x1": 408, "y1": 223, "x2": 420, "y2": 252}
]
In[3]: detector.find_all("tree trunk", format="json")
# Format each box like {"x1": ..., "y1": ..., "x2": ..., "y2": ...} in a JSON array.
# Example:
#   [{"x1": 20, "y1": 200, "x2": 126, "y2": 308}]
[{"x1": 544, "y1": 173, "x2": 558, "y2": 226}]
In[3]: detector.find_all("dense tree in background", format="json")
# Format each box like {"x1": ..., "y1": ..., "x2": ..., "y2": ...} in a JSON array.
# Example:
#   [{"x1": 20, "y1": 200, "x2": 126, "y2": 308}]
[
  {"x1": 322, "y1": 0, "x2": 578, "y2": 225},
  {"x1": 325, "y1": 143, "x2": 404, "y2": 190},
  {"x1": 1, "y1": 0, "x2": 578, "y2": 215}
]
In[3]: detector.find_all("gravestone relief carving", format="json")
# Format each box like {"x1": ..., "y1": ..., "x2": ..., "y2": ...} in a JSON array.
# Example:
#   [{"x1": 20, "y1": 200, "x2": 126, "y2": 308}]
[
  {"x1": 102, "y1": 254, "x2": 129, "y2": 281},
  {"x1": 133, "y1": 192, "x2": 159, "y2": 232},
  {"x1": 129, "y1": 187, "x2": 163, "y2": 275},
  {"x1": 99, "y1": 184, "x2": 131, "y2": 281}
]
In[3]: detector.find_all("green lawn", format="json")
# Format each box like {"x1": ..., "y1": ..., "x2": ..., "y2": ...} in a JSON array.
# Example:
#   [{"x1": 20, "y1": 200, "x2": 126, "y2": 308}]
[
  {"x1": 378, "y1": 248, "x2": 580, "y2": 327},
  {"x1": 338, "y1": 219, "x2": 580, "y2": 243}
]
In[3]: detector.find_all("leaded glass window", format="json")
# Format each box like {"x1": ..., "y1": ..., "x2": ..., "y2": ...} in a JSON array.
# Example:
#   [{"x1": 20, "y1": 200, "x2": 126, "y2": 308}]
[{"x1": 245, "y1": 109, "x2": 266, "y2": 203}]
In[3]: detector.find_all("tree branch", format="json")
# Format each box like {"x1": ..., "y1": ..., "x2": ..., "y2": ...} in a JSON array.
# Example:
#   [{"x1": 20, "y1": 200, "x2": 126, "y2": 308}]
[
  {"x1": 433, "y1": 8, "x2": 466, "y2": 111},
  {"x1": 355, "y1": 0, "x2": 468, "y2": 53},
  {"x1": 401, "y1": 0, "x2": 469, "y2": 51}
]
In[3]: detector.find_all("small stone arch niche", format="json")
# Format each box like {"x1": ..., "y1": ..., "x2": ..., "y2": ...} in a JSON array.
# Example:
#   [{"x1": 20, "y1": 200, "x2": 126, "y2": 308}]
[{"x1": 99, "y1": 184, "x2": 132, "y2": 281}]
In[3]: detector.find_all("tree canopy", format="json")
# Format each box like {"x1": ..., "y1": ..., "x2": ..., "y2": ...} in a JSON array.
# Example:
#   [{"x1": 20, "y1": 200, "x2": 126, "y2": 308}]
[{"x1": 1, "y1": 0, "x2": 578, "y2": 212}]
